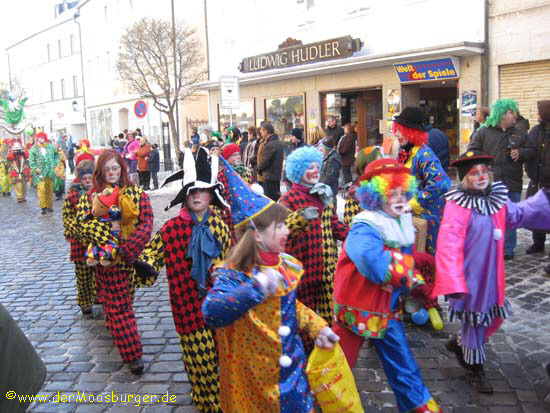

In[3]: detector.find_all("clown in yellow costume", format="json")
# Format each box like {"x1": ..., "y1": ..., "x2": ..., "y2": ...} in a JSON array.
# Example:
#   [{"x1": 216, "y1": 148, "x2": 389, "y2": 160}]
[
  {"x1": 28, "y1": 132, "x2": 59, "y2": 214},
  {"x1": 0, "y1": 138, "x2": 12, "y2": 196}
]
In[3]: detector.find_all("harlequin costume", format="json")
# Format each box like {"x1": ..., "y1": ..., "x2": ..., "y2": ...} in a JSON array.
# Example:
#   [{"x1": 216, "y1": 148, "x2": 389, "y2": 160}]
[
  {"x1": 135, "y1": 147, "x2": 230, "y2": 413},
  {"x1": 394, "y1": 107, "x2": 451, "y2": 255},
  {"x1": 434, "y1": 150, "x2": 550, "y2": 392},
  {"x1": 61, "y1": 150, "x2": 96, "y2": 314},
  {"x1": 202, "y1": 162, "x2": 328, "y2": 413},
  {"x1": 333, "y1": 158, "x2": 443, "y2": 413},
  {"x1": 77, "y1": 156, "x2": 153, "y2": 371},
  {"x1": 28, "y1": 132, "x2": 59, "y2": 213},
  {"x1": 7, "y1": 140, "x2": 31, "y2": 202},
  {"x1": 279, "y1": 147, "x2": 348, "y2": 323},
  {"x1": 0, "y1": 138, "x2": 12, "y2": 196}
]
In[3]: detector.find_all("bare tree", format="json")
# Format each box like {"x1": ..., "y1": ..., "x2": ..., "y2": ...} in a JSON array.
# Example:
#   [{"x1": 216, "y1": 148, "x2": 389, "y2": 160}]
[{"x1": 116, "y1": 18, "x2": 206, "y2": 157}]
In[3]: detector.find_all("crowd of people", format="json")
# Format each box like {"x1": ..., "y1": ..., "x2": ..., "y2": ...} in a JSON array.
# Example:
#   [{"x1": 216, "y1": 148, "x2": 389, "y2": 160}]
[{"x1": 2, "y1": 98, "x2": 550, "y2": 413}]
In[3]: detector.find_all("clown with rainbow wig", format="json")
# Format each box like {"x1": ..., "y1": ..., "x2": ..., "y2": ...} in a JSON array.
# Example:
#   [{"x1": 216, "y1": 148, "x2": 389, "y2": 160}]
[
  {"x1": 333, "y1": 158, "x2": 443, "y2": 413},
  {"x1": 394, "y1": 107, "x2": 451, "y2": 254}
]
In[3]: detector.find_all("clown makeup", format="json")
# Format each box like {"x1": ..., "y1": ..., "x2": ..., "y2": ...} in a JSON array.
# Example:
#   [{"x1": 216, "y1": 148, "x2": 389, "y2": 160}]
[
  {"x1": 302, "y1": 162, "x2": 320, "y2": 186},
  {"x1": 227, "y1": 151, "x2": 241, "y2": 166},
  {"x1": 394, "y1": 128, "x2": 409, "y2": 147},
  {"x1": 185, "y1": 188, "x2": 213, "y2": 219},
  {"x1": 103, "y1": 158, "x2": 122, "y2": 185},
  {"x1": 81, "y1": 174, "x2": 93, "y2": 191},
  {"x1": 465, "y1": 164, "x2": 490, "y2": 192},
  {"x1": 254, "y1": 221, "x2": 289, "y2": 253},
  {"x1": 382, "y1": 187, "x2": 408, "y2": 218}
]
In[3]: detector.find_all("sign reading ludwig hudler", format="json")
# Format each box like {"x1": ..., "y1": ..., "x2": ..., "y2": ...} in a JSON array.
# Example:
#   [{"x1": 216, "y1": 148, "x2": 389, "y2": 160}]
[{"x1": 239, "y1": 36, "x2": 363, "y2": 73}]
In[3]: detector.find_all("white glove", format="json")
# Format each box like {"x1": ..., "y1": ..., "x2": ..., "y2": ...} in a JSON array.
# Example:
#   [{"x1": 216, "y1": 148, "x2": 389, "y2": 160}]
[
  {"x1": 254, "y1": 268, "x2": 282, "y2": 296},
  {"x1": 315, "y1": 326, "x2": 340, "y2": 348},
  {"x1": 301, "y1": 206, "x2": 319, "y2": 220}
]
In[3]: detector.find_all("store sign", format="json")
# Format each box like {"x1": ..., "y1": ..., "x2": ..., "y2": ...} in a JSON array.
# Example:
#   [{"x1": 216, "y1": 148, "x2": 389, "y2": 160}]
[
  {"x1": 394, "y1": 58, "x2": 460, "y2": 83},
  {"x1": 219, "y1": 76, "x2": 240, "y2": 110},
  {"x1": 239, "y1": 36, "x2": 363, "y2": 73}
]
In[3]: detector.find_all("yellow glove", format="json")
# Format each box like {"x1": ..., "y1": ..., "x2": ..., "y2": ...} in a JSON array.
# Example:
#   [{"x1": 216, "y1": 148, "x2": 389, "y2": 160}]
[{"x1": 409, "y1": 198, "x2": 424, "y2": 215}]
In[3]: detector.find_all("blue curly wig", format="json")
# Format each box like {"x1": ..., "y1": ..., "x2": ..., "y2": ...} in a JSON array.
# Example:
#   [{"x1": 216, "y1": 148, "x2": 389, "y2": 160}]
[
  {"x1": 285, "y1": 146, "x2": 322, "y2": 184},
  {"x1": 355, "y1": 173, "x2": 417, "y2": 211}
]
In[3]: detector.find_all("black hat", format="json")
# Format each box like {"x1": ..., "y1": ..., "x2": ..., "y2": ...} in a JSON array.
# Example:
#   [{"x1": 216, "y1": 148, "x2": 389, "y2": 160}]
[
  {"x1": 393, "y1": 107, "x2": 426, "y2": 131},
  {"x1": 451, "y1": 150, "x2": 494, "y2": 180},
  {"x1": 290, "y1": 128, "x2": 303, "y2": 140},
  {"x1": 161, "y1": 147, "x2": 228, "y2": 210},
  {"x1": 320, "y1": 137, "x2": 334, "y2": 149}
]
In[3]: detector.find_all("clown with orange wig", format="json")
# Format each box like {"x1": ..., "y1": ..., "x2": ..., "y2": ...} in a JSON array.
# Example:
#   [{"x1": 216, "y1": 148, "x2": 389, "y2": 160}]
[
  {"x1": 333, "y1": 158, "x2": 443, "y2": 413},
  {"x1": 393, "y1": 107, "x2": 451, "y2": 254}
]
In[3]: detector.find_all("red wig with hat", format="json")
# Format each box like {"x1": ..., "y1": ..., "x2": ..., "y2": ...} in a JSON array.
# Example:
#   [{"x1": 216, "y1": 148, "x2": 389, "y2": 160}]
[{"x1": 221, "y1": 143, "x2": 240, "y2": 160}]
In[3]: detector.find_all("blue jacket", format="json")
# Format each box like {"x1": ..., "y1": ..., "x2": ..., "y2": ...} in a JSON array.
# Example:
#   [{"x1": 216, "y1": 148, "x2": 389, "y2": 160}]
[{"x1": 426, "y1": 125, "x2": 450, "y2": 171}]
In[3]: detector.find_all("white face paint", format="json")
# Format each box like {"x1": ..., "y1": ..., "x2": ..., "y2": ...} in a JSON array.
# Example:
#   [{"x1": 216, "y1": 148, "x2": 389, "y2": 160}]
[
  {"x1": 382, "y1": 187, "x2": 408, "y2": 218},
  {"x1": 465, "y1": 164, "x2": 490, "y2": 191},
  {"x1": 103, "y1": 158, "x2": 122, "y2": 185},
  {"x1": 301, "y1": 163, "x2": 320, "y2": 185}
]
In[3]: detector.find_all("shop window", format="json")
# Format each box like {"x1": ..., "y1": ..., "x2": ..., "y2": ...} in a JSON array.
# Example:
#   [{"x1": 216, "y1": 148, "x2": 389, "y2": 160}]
[
  {"x1": 217, "y1": 99, "x2": 256, "y2": 133},
  {"x1": 90, "y1": 108, "x2": 112, "y2": 147},
  {"x1": 264, "y1": 95, "x2": 305, "y2": 139}
]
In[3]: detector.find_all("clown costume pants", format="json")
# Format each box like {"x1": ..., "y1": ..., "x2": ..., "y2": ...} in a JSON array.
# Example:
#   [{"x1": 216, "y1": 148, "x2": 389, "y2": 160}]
[
  {"x1": 74, "y1": 261, "x2": 96, "y2": 309},
  {"x1": 334, "y1": 320, "x2": 442, "y2": 413},
  {"x1": 14, "y1": 180, "x2": 26, "y2": 202},
  {"x1": 37, "y1": 177, "x2": 53, "y2": 209},
  {"x1": 179, "y1": 328, "x2": 222, "y2": 413}
]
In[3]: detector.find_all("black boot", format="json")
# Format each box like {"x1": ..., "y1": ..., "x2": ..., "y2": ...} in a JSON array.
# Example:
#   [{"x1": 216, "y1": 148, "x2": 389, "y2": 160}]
[
  {"x1": 545, "y1": 264, "x2": 550, "y2": 276},
  {"x1": 526, "y1": 243, "x2": 545, "y2": 254},
  {"x1": 41, "y1": 208, "x2": 47, "y2": 215},
  {"x1": 446, "y1": 336, "x2": 470, "y2": 370},
  {"x1": 129, "y1": 358, "x2": 144, "y2": 375},
  {"x1": 468, "y1": 364, "x2": 494, "y2": 394}
]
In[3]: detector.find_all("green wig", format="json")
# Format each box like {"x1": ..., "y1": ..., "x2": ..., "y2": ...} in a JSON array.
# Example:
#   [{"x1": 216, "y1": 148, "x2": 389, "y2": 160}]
[{"x1": 482, "y1": 99, "x2": 518, "y2": 128}]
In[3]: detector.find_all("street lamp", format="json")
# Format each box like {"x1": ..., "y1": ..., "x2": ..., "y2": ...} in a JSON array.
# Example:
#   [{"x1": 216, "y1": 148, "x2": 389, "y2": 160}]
[
  {"x1": 73, "y1": 10, "x2": 88, "y2": 139},
  {"x1": 72, "y1": 100, "x2": 78, "y2": 112}
]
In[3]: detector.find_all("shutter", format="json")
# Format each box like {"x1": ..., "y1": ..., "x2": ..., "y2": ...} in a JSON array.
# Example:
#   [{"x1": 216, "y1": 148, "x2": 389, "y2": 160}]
[{"x1": 499, "y1": 60, "x2": 550, "y2": 128}]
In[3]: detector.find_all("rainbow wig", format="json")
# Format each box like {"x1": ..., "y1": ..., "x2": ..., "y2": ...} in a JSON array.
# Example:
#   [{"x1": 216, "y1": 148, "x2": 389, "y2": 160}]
[
  {"x1": 355, "y1": 172, "x2": 417, "y2": 211},
  {"x1": 285, "y1": 146, "x2": 322, "y2": 184},
  {"x1": 392, "y1": 122, "x2": 428, "y2": 146},
  {"x1": 482, "y1": 99, "x2": 518, "y2": 128}
]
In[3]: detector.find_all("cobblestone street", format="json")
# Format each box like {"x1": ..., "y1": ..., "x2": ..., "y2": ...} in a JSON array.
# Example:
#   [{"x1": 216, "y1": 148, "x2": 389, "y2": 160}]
[{"x1": 1, "y1": 186, "x2": 550, "y2": 413}]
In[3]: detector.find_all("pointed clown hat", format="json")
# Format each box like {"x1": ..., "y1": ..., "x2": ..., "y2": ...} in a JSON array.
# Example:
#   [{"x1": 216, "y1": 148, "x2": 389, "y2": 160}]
[
  {"x1": 162, "y1": 146, "x2": 228, "y2": 211},
  {"x1": 219, "y1": 156, "x2": 274, "y2": 230}
]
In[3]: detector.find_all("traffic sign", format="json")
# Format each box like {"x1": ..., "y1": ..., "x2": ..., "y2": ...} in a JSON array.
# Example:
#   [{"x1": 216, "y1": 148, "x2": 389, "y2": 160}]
[
  {"x1": 134, "y1": 100, "x2": 148, "y2": 118},
  {"x1": 219, "y1": 76, "x2": 240, "y2": 110}
]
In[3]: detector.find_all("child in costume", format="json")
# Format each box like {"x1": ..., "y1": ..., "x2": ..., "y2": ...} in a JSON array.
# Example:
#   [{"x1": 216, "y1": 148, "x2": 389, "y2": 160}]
[
  {"x1": 77, "y1": 149, "x2": 153, "y2": 375},
  {"x1": 28, "y1": 132, "x2": 59, "y2": 214},
  {"x1": 134, "y1": 147, "x2": 231, "y2": 413},
  {"x1": 394, "y1": 107, "x2": 450, "y2": 254},
  {"x1": 434, "y1": 150, "x2": 550, "y2": 393},
  {"x1": 221, "y1": 143, "x2": 253, "y2": 184},
  {"x1": 53, "y1": 143, "x2": 67, "y2": 200},
  {"x1": 62, "y1": 150, "x2": 97, "y2": 315},
  {"x1": 279, "y1": 146, "x2": 348, "y2": 323},
  {"x1": 202, "y1": 161, "x2": 340, "y2": 413},
  {"x1": 7, "y1": 140, "x2": 31, "y2": 203},
  {"x1": 333, "y1": 158, "x2": 443, "y2": 413},
  {"x1": 0, "y1": 138, "x2": 12, "y2": 196}
]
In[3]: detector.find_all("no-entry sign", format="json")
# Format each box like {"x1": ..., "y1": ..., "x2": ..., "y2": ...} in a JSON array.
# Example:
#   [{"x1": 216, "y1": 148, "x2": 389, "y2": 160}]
[{"x1": 134, "y1": 100, "x2": 148, "y2": 118}]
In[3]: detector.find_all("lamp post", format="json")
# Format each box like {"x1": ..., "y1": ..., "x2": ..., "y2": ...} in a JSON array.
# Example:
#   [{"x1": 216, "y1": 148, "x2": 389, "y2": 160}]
[
  {"x1": 73, "y1": 10, "x2": 89, "y2": 140},
  {"x1": 171, "y1": 0, "x2": 180, "y2": 150}
]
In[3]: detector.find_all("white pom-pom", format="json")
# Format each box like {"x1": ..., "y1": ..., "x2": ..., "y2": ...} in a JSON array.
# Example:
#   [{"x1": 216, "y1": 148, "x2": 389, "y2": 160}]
[
  {"x1": 278, "y1": 325, "x2": 291, "y2": 337},
  {"x1": 250, "y1": 183, "x2": 264, "y2": 196},
  {"x1": 393, "y1": 252, "x2": 403, "y2": 261},
  {"x1": 279, "y1": 355, "x2": 292, "y2": 368},
  {"x1": 494, "y1": 229, "x2": 502, "y2": 240}
]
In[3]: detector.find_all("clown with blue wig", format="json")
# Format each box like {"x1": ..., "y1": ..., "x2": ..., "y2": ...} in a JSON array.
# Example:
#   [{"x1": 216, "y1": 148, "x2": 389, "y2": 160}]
[
  {"x1": 279, "y1": 146, "x2": 348, "y2": 325},
  {"x1": 333, "y1": 158, "x2": 443, "y2": 413}
]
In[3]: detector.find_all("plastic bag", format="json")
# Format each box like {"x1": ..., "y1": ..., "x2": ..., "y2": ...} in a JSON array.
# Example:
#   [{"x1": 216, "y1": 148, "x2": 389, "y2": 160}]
[{"x1": 306, "y1": 343, "x2": 364, "y2": 413}]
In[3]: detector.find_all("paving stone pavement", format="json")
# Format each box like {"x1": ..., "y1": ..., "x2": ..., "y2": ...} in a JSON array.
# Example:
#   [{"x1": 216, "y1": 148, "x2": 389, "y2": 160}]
[{"x1": 1, "y1": 185, "x2": 550, "y2": 413}]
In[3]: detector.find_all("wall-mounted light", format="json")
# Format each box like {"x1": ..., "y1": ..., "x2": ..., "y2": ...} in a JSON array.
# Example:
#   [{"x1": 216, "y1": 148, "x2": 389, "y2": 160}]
[{"x1": 72, "y1": 100, "x2": 78, "y2": 111}]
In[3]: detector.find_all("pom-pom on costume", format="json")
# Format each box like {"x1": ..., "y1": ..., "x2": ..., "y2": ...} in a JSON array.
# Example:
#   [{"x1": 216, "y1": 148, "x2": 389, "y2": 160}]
[
  {"x1": 202, "y1": 164, "x2": 328, "y2": 413},
  {"x1": 28, "y1": 132, "x2": 60, "y2": 211},
  {"x1": 394, "y1": 107, "x2": 451, "y2": 254},
  {"x1": 434, "y1": 150, "x2": 550, "y2": 391},
  {"x1": 280, "y1": 146, "x2": 349, "y2": 323},
  {"x1": 7, "y1": 140, "x2": 31, "y2": 202},
  {"x1": 135, "y1": 147, "x2": 230, "y2": 413},
  {"x1": 333, "y1": 158, "x2": 443, "y2": 413}
]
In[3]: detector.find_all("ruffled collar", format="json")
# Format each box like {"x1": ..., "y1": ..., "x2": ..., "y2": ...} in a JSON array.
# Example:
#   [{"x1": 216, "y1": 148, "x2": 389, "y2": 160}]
[{"x1": 445, "y1": 182, "x2": 508, "y2": 215}]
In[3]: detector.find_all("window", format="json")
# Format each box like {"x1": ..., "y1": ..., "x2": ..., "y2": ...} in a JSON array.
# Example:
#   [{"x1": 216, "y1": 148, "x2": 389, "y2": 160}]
[
  {"x1": 58, "y1": 39, "x2": 62, "y2": 58},
  {"x1": 70, "y1": 34, "x2": 75, "y2": 54},
  {"x1": 217, "y1": 100, "x2": 256, "y2": 133},
  {"x1": 73, "y1": 75, "x2": 78, "y2": 97},
  {"x1": 264, "y1": 95, "x2": 305, "y2": 139},
  {"x1": 90, "y1": 108, "x2": 112, "y2": 147},
  {"x1": 47, "y1": 44, "x2": 51, "y2": 61},
  {"x1": 104, "y1": 5, "x2": 108, "y2": 21},
  {"x1": 50, "y1": 81, "x2": 55, "y2": 101},
  {"x1": 60, "y1": 79, "x2": 65, "y2": 99}
]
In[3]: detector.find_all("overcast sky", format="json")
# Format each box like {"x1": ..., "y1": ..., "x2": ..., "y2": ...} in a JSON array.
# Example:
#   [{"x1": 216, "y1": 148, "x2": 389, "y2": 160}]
[{"x1": 0, "y1": 0, "x2": 57, "y2": 85}]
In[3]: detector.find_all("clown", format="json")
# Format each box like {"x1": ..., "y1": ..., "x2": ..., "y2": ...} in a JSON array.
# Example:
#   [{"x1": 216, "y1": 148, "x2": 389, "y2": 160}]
[
  {"x1": 279, "y1": 146, "x2": 349, "y2": 324},
  {"x1": 221, "y1": 143, "x2": 253, "y2": 184},
  {"x1": 7, "y1": 140, "x2": 31, "y2": 202},
  {"x1": 28, "y1": 132, "x2": 59, "y2": 214},
  {"x1": 134, "y1": 147, "x2": 231, "y2": 413},
  {"x1": 333, "y1": 158, "x2": 442, "y2": 413},
  {"x1": 0, "y1": 138, "x2": 12, "y2": 196},
  {"x1": 434, "y1": 150, "x2": 550, "y2": 393},
  {"x1": 53, "y1": 141, "x2": 67, "y2": 200},
  {"x1": 62, "y1": 149, "x2": 97, "y2": 315},
  {"x1": 394, "y1": 107, "x2": 451, "y2": 254}
]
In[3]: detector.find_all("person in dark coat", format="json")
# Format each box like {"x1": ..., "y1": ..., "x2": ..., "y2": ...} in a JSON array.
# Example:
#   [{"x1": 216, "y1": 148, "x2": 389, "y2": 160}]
[
  {"x1": 426, "y1": 125, "x2": 450, "y2": 172},
  {"x1": 256, "y1": 121, "x2": 284, "y2": 201},
  {"x1": 324, "y1": 115, "x2": 344, "y2": 148},
  {"x1": 319, "y1": 138, "x2": 342, "y2": 205},
  {"x1": 337, "y1": 123, "x2": 357, "y2": 184},
  {"x1": 148, "y1": 144, "x2": 160, "y2": 190},
  {"x1": 239, "y1": 131, "x2": 249, "y2": 156},
  {"x1": 288, "y1": 127, "x2": 306, "y2": 154}
]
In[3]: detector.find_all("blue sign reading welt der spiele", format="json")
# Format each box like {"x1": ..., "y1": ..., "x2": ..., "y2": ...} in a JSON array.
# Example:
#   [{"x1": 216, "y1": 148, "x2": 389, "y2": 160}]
[{"x1": 394, "y1": 58, "x2": 459, "y2": 83}]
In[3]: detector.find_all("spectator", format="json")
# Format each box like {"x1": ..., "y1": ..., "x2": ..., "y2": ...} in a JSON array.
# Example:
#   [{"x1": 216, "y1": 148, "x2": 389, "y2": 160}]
[
  {"x1": 474, "y1": 107, "x2": 490, "y2": 132},
  {"x1": 319, "y1": 137, "x2": 342, "y2": 205},
  {"x1": 324, "y1": 115, "x2": 344, "y2": 148},
  {"x1": 117, "y1": 132, "x2": 127, "y2": 150},
  {"x1": 190, "y1": 127, "x2": 200, "y2": 147},
  {"x1": 136, "y1": 136, "x2": 152, "y2": 190},
  {"x1": 308, "y1": 125, "x2": 326, "y2": 147},
  {"x1": 122, "y1": 131, "x2": 139, "y2": 173},
  {"x1": 148, "y1": 143, "x2": 160, "y2": 190},
  {"x1": 231, "y1": 127, "x2": 241, "y2": 144},
  {"x1": 256, "y1": 121, "x2": 284, "y2": 201},
  {"x1": 239, "y1": 130, "x2": 248, "y2": 155},
  {"x1": 67, "y1": 143, "x2": 76, "y2": 174},
  {"x1": 243, "y1": 126, "x2": 259, "y2": 179},
  {"x1": 426, "y1": 124, "x2": 450, "y2": 172},
  {"x1": 206, "y1": 139, "x2": 221, "y2": 157},
  {"x1": 337, "y1": 123, "x2": 357, "y2": 184},
  {"x1": 135, "y1": 128, "x2": 143, "y2": 137},
  {"x1": 468, "y1": 99, "x2": 535, "y2": 259},
  {"x1": 515, "y1": 112, "x2": 530, "y2": 134},
  {"x1": 525, "y1": 100, "x2": 550, "y2": 260},
  {"x1": 288, "y1": 128, "x2": 306, "y2": 154}
]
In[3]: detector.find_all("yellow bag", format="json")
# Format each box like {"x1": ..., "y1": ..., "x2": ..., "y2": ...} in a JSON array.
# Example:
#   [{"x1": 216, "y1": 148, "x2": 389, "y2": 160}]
[{"x1": 306, "y1": 344, "x2": 364, "y2": 413}]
